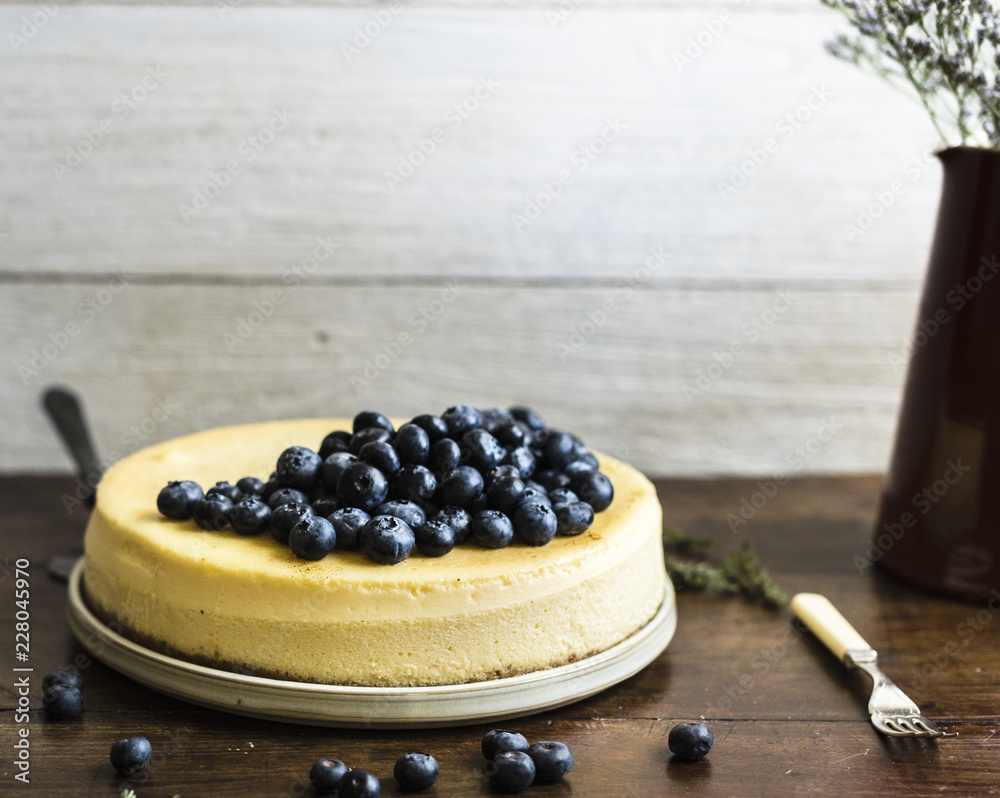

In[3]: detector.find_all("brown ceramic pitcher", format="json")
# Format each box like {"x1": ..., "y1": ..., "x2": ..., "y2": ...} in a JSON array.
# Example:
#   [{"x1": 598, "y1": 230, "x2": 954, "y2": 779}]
[{"x1": 874, "y1": 146, "x2": 1000, "y2": 603}]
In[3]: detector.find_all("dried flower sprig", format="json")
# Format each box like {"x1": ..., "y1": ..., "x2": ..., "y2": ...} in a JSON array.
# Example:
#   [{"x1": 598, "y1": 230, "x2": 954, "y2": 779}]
[
  {"x1": 663, "y1": 528, "x2": 788, "y2": 609},
  {"x1": 821, "y1": 0, "x2": 1000, "y2": 147}
]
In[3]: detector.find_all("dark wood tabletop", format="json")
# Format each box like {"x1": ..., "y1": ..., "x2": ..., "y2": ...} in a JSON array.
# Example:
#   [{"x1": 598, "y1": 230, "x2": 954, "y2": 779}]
[{"x1": 2, "y1": 475, "x2": 998, "y2": 797}]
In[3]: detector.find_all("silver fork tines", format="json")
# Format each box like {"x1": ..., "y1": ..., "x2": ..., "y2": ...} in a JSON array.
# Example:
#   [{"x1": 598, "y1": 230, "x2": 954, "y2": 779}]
[{"x1": 844, "y1": 649, "x2": 958, "y2": 738}]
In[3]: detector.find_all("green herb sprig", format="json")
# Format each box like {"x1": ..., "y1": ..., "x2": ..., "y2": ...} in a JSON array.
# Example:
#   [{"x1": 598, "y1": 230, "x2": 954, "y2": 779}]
[
  {"x1": 821, "y1": 0, "x2": 1000, "y2": 147},
  {"x1": 663, "y1": 528, "x2": 788, "y2": 609}
]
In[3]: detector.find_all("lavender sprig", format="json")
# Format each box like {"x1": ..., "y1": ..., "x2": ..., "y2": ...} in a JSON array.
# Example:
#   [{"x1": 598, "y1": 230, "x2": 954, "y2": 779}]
[{"x1": 821, "y1": 0, "x2": 1000, "y2": 147}]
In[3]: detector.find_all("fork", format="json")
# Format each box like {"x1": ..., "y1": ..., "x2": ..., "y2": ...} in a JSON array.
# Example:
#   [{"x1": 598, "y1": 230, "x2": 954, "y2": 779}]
[{"x1": 791, "y1": 592, "x2": 958, "y2": 738}]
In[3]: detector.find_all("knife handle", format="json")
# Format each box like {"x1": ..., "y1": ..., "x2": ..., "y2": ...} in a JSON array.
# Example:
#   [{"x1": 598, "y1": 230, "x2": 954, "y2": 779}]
[{"x1": 791, "y1": 593, "x2": 871, "y2": 662}]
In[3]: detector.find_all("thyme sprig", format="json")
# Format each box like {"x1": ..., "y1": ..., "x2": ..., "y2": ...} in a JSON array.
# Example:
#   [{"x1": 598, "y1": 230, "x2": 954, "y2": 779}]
[
  {"x1": 821, "y1": 0, "x2": 1000, "y2": 147},
  {"x1": 663, "y1": 528, "x2": 788, "y2": 609}
]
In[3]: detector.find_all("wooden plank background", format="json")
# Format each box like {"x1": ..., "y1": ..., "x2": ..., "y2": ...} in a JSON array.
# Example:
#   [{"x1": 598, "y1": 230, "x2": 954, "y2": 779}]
[{"x1": 1, "y1": 0, "x2": 944, "y2": 476}]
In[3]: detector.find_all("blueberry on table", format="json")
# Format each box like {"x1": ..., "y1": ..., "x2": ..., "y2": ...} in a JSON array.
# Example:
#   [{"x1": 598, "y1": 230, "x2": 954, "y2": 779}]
[
  {"x1": 668, "y1": 721, "x2": 714, "y2": 760},
  {"x1": 442, "y1": 404, "x2": 483, "y2": 437},
  {"x1": 527, "y1": 741, "x2": 574, "y2": 782},
  {"x1": 230, "y1": 496, "x2": 271, "y2": 536},
  {"x1": 235, "y1": 476, "x2": 266, "y2": 497},
  {"x1": 42, "y1": 669, "x2": 83, "y2": 693},
  {"x1": 360, "y1": 515, "x2": 415, "y2": 564},
  {"x1": 415, "y1": 520, "x2": 456, "y2": 557},
  {"x1": 109, "y1": 736, "x2": 152, "y2": 775},
  {"x1": 276, "y1": 445, "x2": 323, "y2": 491},
  {"x1": 374, "y1": 500, "x2": 426, "y2": 529},
  {"x1": 428, "y1": 438, "x2": 462, "y2": 474},
  {"x1": 431, "y1": 506, "x2": 472, "y2": 544},
  {"x1": 471, "y1": 510, "x2": 514, "y2": 549},
  {"x1": 321, "y1": 452, "x2": 359, "y2": 492},
  {"x1": 569, "y1": 470, "x2": 614, "y2": 512},
  {"x1": 206, "y1": 481, "x2": 243, "y2": 503},
  {"x1": 436, "y1": 466, "x2": 484, "y2": 508},
  {"x1": 192, "y1": 494, "x2": 234, "y2": 531},
  {"x1": 486, "y1": 476, "x2": 527, "y2": 516},
  {"x1": 329, "y1": 507, "x2": 370, "y2": 550},
  {"x1": 394, "y1": 752, "x2": 439, "y2": 790},
  {"x1": 310, "y1": 758, "x2": 348, "y2": 795},
  {"x1": 266, "y1": 487, "x2": 310, "y2": 510},
  {"x1": 156, "y1": 480, "x2": 203, "y2": 520},
  {"x1": 489, "y1": 750, "x2": 535, "y2": 793},
  {"x1": 269, "y1": 502, "x2": 314, "y2": 545},
  {"x1": 353, "y1": 410, "x2": 395, "y2": 434},
  {"x1": 393, "y1": 423, "x2": 431, "y2": 465},
  {"x1": 289, "y1": 516, "x2": 337, "y2": 560},
  {"x1": 42, "y1": 684, "x2": 81, "y2": 719},
  {"x1": 555, "y1": 502, "x2": 595, "y2": 536},
  {"x1": 319, "y1": 429, "x2": 353, "y2": 459},
  {"x1": 410, "y1": 413, "x2": 449, "y2": 443},
  {"x1": 359, "y1": 440, "x2": 402, "y2": 477},
  {"x1": 481, "y1": 729, "x2": 529, "y2": 760},
  {"x1": 339, "y1": 768, "x2": 381, "y2": 798},
  {"x1": 509, "y1": 405, "x2": 546, "y2": 430},
  {"x1": 512, "y1": 502, "x2": 558, "y2": 546},
  {"x1": 337, "y1": 462, "x2": 390, "y2": 512},
  {"x1": 389, "y1": 464, "x2": 438, "y2": 503}
]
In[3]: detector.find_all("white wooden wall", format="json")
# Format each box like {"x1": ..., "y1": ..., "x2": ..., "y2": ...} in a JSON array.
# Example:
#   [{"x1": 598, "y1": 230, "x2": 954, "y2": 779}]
[{"x1": 2, "y1": 0, "x2": 943, "y2": 476}]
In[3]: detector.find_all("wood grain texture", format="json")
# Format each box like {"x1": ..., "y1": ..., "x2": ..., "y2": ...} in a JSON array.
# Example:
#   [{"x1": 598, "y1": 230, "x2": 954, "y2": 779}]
[
  {"x1": 1, "y1": 2, "x2": 945, "y2": 473},
  {"x1": 2, "y1": 475, "x2": 997, "y2": 796}
]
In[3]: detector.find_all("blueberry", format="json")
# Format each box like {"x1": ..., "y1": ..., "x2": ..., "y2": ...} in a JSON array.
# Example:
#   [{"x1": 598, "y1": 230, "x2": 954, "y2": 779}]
[
  {"x1": 461, "y1": 429, "x2": 506, "y2": 472},
  {"x1": 337, "y1": 462, "x2": 389, "y2": 512},
  {"x1": 311, "y1": 496, "x2": 341, "y2": 518},
  {"x1": 374, "y1": 500, "x2": 426, "y2": 529},
  {"x1": 321, "y1": 452, "x2": 359, "y2": 492},
  {"x1": 109, "y1": 736, "x2": 152, "y2": 775},
  {"x1": 533, "y1": 470, "x2": 571, "y2": 492},
  {"x1": 527, "y1": 741, "x2": 573, "y2": 782},
  {"x1": 668, "y1": 721, "x2": 714, "y2": 760},
  {"x1": 329, "y1": 507, "x2": 370, "y2": 549},
  {"x1": 353, "y1": 410, "x2": 395, "y2": 435},
  {"x1": 192, "y1": 494, "x2": 233, "y2": 531},
  {"x1": 393, "y1": 423, "x2": 430, "y2": 465},
  {"x1": 350, "y1": 426, "x2": 392, "y2": 455},
  {"x1": 547, "y1": 488, "x2": 579, "y2": 508},
  {"x1": 509, "y1": 405, "x2": 546, "y2": 430},
  {"x1": 482, "y1": 728, "x2": 529, "y2": 760},
  {"x1": 502, "y1": 446, "x2": 536, "y2": 478},
  {"x1": 431, "y1": 506, "x2": 473, "y2": 544},
  {"x1": 540, "y1": 431, "x2": 575, "y2": 471},
  {"x1": 555, "y1": 501, "x2": 595, "y2": 536},
  {"x1": 471, "y1": 510, "x2": 514, "y2": 548},
  {"x1": 512, "y1": 502, "x2": 558, "y2": 546},
  {"x1": 42, "y1": 683, "x2": 82, "y2": 719},
  {"x1": 428, "y1": 438, "x2": 462, "y2": 473},
  {"x1": 410, "y1": 413, "x2": 449, "y2": 443},
  {"x1": 569, "y1": 470, "x2": 614, "y2": 512},
  {"x1": 486, "y1": 465, "x2": 522, "y2": 485},
  {"x1": 156, "y1": 480, "x2": 203, "y2": 520},
  {"x1": 269, "y1": 502, "x2": 314, "y2": 545},
  {"x1": 261, "y1": 475, "x2": 282, "y2": 501},
  {"x1": 276, "y1": 446, "x2": 323, "y2": 490},
  {"x1": 310, "y1": 758, "x2": 349, "y2": 795},
  {"x1": 518, "y1": 486, "x2": 551, "y2": 507},
  {"x1": 359, "y1": 440, "x2": 402, "y2": 477},
  {"x1": 206, "y1": 481, "x2": 243, "y2": 503},
  {"x1": 42, "y1": 669, "x2": 83, "y2": 693},
  {"x1": 488, "y1": 751, "x2": 535, "y2": 793},
  {"x1": 266, "y1": 487, "x2": 310, "y2": 510},
  {"x1": 436, "y1": 466, "x2": 484, "y2": 508},
  {"x1": 442, "y1": 404, "x2": 482, "y2": 437},
  {"x1": 339, "y1": 769, "x2": 381, "y2": 798},
  {"x1": 389, "y1": 464, "x2": 438, "y2": 503},
  {"x1": 289, "y1": 515, "x2": 337, "y2": 560},
  {"x1": 236, "y1": 476, "x2": 266, "y2": 497},
  {"x1": 360, "y1": 515, "x2": 415, "y2": 564},
  {"x1": 415, "y1": 520, "x2": 456, "y2": 557},
  {"x1": 486, "y1": 476, "x2": 526, "y2": 515},
  {"x1": 394, "y1": 752, "x2": 439, "y2": 791},
  {"x1": 564, "y1": 459, "x2": 597, "y2": 478},
  {"x1": 229, "y1": 496, "x2": 272, "y2": 536},
  {"x1": 319, "y1": 429, "x2": 353, "y2": 459},
  {"x1": 494, "y1": 421, "x2": 526, "y2": 449}
]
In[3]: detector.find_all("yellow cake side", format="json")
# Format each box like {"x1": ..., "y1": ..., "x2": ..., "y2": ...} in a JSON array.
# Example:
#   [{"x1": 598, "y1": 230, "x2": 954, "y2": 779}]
[{"x1": 83, "y1": 419, "x2": 667, "y2": 686}]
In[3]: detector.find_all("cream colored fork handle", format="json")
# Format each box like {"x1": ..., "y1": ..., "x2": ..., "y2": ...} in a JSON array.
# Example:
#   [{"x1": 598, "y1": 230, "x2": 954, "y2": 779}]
[{"x1": 791, "y1": 593, "x2": 872, "y2": 662}]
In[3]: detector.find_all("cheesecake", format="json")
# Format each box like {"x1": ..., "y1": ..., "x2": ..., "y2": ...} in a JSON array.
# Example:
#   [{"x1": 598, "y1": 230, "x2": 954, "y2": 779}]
[{"x1": 83, "y1": 419, "x2": 668, "y2": 687}]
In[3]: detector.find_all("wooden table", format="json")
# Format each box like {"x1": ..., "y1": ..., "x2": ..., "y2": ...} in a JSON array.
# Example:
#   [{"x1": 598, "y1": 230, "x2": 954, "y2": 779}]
[{"x1": 3, "y1": 475, "x2": 998, "y2": 796}]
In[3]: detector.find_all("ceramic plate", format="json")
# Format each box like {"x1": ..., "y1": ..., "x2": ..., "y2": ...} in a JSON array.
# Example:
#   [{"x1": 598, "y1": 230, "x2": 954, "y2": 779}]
[{"x1": 66, "y1": 559, "x2": 675, "y2": 728}]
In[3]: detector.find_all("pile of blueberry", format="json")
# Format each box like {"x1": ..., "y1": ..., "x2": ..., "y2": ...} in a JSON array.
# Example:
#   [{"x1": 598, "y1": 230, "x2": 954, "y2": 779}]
[
  {"x1": 310, "y1": 752, "x2": 438, "y2": 795},
  {"x1": 481, "y1": 728, "x2": 574, "y2": 792},
  {"x1": 156, "y1": 405, "x2": 614, "y2": 565}
]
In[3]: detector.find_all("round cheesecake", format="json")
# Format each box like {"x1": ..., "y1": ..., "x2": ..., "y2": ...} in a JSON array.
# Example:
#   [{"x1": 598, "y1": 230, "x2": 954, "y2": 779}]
[{"x1": 83, "y1": 419, "x2": 668, "y2": 687}]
